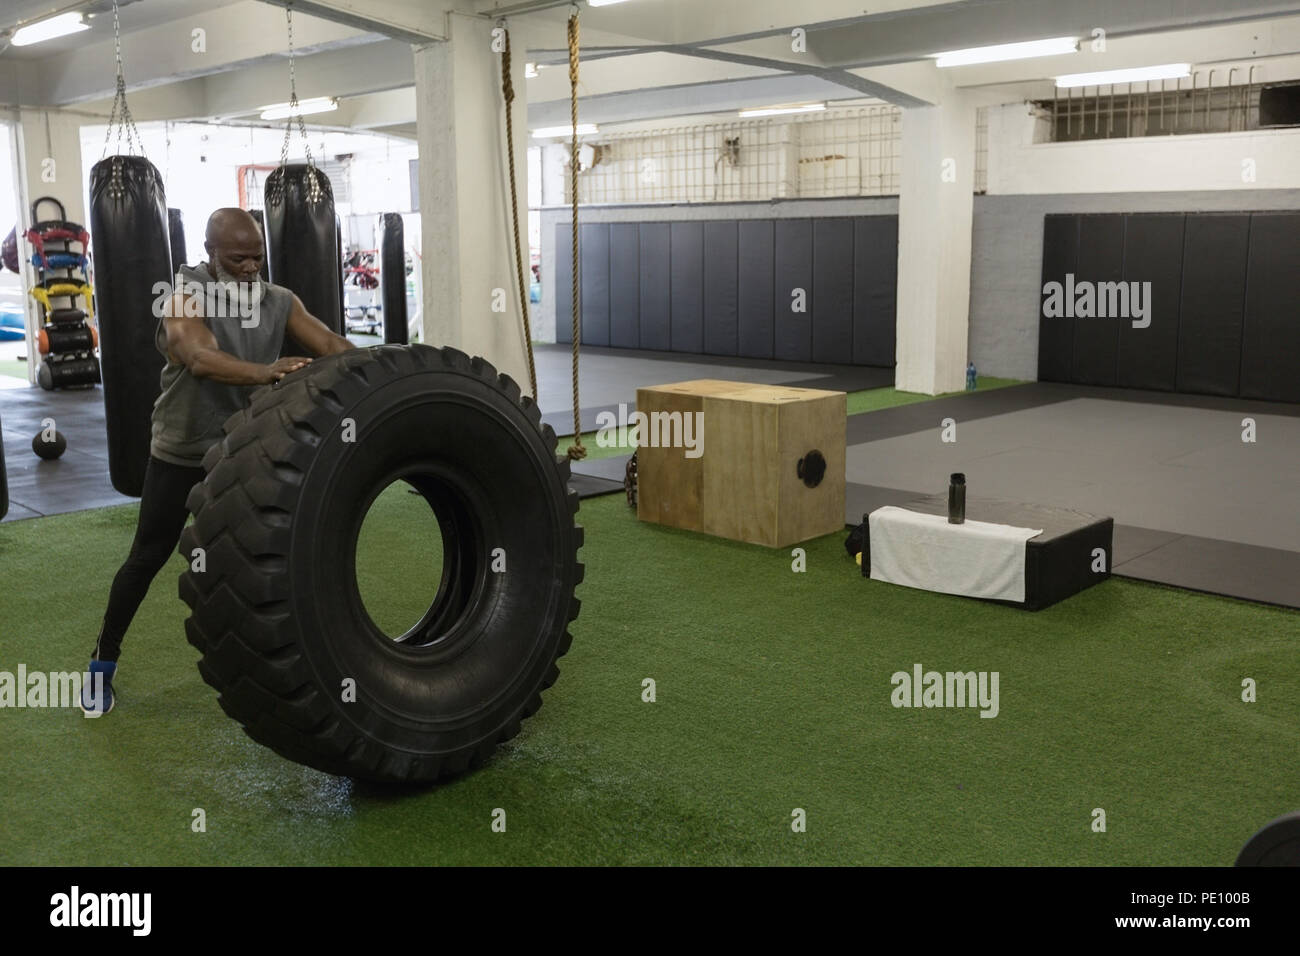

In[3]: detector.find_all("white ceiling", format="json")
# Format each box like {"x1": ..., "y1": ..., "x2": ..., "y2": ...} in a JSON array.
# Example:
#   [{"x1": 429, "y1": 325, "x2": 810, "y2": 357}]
[
  {"x1": 1, "y1": 0, "x2": 235, "y2": 59},
  {"x1": 4, "y1": 0, "x2": 1300, "y2": 133}
]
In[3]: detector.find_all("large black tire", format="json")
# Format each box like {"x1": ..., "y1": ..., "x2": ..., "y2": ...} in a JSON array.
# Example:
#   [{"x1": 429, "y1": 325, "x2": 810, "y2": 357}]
[
  {"x1": 1236, "y1": 811, "x2": 1300, "y2": 866},
  {"x1": 178, "y1": 345, "x2": 583, "y2": 784}
]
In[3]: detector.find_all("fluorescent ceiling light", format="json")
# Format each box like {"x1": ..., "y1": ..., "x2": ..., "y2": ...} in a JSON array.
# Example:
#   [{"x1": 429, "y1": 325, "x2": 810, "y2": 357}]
[
  {"x1": 525, "y1": 62, "x2": 539, "y2": 78},
  {"x1": 531, "y1": 124, "x2": 599, "y2": 138},
  {"x1": 1055, "y1": 63, "x2": 1191, "y2": 88},
  {"x1": 588, "y1": 0, "x2": 634, "y2": 6},
  {"x1": 933, "y1": 36, "x2": 1079, "y2": 68},
  {"x1": 259, "y1": 97, "x2": 339, "y2": 121},
  {"x1": 739, "y1": 102, "x2": 827, "y2": 118},
  {"x1": 11, "y1": 12, "x2": 90, "y2": 46}
]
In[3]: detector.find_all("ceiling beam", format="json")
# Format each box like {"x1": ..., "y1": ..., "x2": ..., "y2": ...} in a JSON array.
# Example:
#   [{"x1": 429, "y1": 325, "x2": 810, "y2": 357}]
[
  {"x1": 810, "y1": 0, "x2": 1300, "y2": 68},
  {"x1": 34, "y1": 1, "x2": 375, "y2": 106},
  {"x1": 656, "y1": 45, "x2": 932, "y2": 107},
  {"x1": 73, "y1": 38, "x2": 415, "y2": 124},
  {"x1": 932, "y1": 14, "x2": 1300, "y2": 88},
  {"x1": 527, "y1": 73, "x2": 872, "y2": 131},
  {"x1": 476, "y1": 0, "x2": 959, "y2": 48},
  {"x1": 257, "y1": 0, "x2": 449, "y2": 44}
]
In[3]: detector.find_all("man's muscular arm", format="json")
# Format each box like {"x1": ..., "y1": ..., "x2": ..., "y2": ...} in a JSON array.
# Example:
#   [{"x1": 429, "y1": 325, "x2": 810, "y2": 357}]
[
  {"x1": 286, "y1": 294, "x2": 354, "y2": 357},
  {"x1": 163, "y1": 292, "x2": 309, "y2": 385}
]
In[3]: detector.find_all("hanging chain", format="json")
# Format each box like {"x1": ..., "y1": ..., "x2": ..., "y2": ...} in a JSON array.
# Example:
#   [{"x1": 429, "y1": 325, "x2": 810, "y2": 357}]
[
  {"x1": 269, "y1": 2, "x2": 323, "y2": 207},
  {"x1": 100, "y1": 0, "x2": 145, "y2": 198}
]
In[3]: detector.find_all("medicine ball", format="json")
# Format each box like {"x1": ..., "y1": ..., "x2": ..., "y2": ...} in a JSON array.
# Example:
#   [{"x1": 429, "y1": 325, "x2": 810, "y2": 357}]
[{"x1": 33, "y1": 430, "x2": 67, "y2": 460}]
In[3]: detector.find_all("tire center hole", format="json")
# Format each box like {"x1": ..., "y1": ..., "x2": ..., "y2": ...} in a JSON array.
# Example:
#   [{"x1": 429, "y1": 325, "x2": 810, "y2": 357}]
[{"x1": 354, "y1": 478, "x2": 446, "y2": 641}]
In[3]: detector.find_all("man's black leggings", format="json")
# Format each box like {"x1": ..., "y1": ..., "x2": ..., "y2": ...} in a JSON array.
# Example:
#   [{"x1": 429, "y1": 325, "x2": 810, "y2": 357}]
[{"x1": 93, "y1": 455, "x2": 205, "y2": 663}]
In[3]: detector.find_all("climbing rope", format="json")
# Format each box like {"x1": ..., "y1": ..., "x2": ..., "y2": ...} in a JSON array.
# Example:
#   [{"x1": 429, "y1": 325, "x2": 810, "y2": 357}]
[
  {"x1": 565, "y1": 7, "x2": 585, "y2": 461},
  {"x1": 499, "y1": 22, "x2": 538, "y2": 399}
]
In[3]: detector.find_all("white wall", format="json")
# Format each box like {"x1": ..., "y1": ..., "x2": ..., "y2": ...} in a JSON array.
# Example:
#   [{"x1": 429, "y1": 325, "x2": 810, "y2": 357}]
[
  {"x1": 967, "y1": 102, "x2": 1300, "y2": 381},
  {"x1": 986, "y1": 101, "x2": 1300, "y2": 194}
]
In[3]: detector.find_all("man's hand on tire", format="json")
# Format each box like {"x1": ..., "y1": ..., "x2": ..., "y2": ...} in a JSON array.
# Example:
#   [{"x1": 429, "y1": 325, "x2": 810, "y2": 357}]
[{"x1": 266, "y1": 357, "x2": 313, "y2": 383}]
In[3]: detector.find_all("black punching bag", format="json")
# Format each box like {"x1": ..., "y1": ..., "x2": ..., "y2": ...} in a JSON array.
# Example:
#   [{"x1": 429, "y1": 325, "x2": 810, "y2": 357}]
[
  {"x1": 0, "y1": 412, "x2": 9, "y2": 520},
  {"x1": 167, "y1": 207, "x2": 187, "y2": 271},
  {"x1": 379, "y1": 213, "x2": 408, "y2": 344},
  {"x1": 264, "y1": 164, "x2": 342, "y2": 356},
  {"x1": 89, "y1": 156, "x2": 171, "y2": 498},
  {"x1": 248, "y1": 208, "x2": 270, "y2": 280},
  {"x1": 336, "y1": 214, "x2": 344, "y2": 334}
]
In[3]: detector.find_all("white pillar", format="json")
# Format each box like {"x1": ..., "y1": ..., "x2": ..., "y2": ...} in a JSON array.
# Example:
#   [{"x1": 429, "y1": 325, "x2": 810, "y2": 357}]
[
  {"x1": 17, "y1": 109, "x2": 86, "y2": 226},
  {"x1": 894, "y1": 94, "x2": 976, "y2": 395},
  {"x1": 413, "y1": 16, "x2": 531, "y2": 394},
  {"x1": 14, "y1": 109, "x2": 87, "y2": 385}
]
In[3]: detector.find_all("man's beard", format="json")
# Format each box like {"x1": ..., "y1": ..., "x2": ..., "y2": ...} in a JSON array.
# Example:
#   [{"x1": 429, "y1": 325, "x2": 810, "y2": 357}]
[{"x1": 211, "y1": 260, "x2": 264, "y2": 308}]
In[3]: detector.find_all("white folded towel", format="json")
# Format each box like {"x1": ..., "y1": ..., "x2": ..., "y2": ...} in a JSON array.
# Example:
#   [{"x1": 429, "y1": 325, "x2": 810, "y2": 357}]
[{"x1": 869, "y1": 505, "x2": 1043, "y2": 603}]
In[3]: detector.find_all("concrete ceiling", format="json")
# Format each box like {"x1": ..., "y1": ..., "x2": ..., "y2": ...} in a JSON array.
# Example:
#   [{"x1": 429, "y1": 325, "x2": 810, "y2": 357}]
[
  {"x1": 3, "y1": 0, "x2": 1300, "y2": 136},
  {"x1": 0, "y1": 0, "x2": 233, "y2": 58}
]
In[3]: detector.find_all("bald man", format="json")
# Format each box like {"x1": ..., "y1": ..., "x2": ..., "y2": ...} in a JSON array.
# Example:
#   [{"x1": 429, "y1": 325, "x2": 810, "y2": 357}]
[{"x1": 81, "y1": 207, "x2": 354, "y2": 715}]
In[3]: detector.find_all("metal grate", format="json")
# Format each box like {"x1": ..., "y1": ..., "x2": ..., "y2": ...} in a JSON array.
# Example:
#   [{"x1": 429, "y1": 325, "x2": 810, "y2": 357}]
[
  {"x1": 1043, "y1": 78, "x2": 1275, "y2": 140},
  {"x1": 572, "y1": 106, "x2": 903, "y2": 204}
]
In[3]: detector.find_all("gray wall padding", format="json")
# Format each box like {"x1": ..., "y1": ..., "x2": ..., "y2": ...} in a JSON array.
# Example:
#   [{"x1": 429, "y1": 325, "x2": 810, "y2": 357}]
[
  {"x1": 1241, "y1": 212, "x2": 1300, "y2": 403},
  {"x1": 813, "y1": 218, "x2": 855, "y2": 364},
  {"x1": 1176, "y1": 213, "x2": 1250, "y2": 396},
  {"x1": 579, "y1": 222, "x2": 611, "y2": 347},
  {"x1": 543, "y1": 190, "x2": 1300, "y2": 382},
  {"x1": 669, "y1": 221, "x2": 704, "y2": 352},
  {"x1": 1039, "y1": 209, "x2": 1300, "y2": 403},
  {"x1": 772, "y1": 218, "x2": 813, "y2": 361},
  {"x1": 1071, "y1": 215, "x2": 1125, "y2": 387},
  {"x1": 737, "y1": 219, "x2": 775, "y2": 359},
  {"x1": 1117, "y1": 214, "x2": 1184, "y2": 391},
  {"x1": 852, "y1": 216, "x2": 897, "y2": 367},
  {"x1": 551, "y1": 207, "x2": 899, "y2": 366},
  {"x1": 638, "y1": 223, "x2": 671, "y2": 351},
  {"x1": 609, "y1": 223, "x2": 640, "y2": 349},
  {"x1": 971, "y1": 190, "x2": 1300, "y2": 382},
  {"x1": 703, "y1": 221, "x2": 738, "y2": 356}
]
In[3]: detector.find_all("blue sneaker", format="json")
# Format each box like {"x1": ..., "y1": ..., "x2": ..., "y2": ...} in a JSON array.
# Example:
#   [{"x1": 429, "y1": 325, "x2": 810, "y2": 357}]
[{"x1": 80, "y1": 660, "x2": 117, "y2": 717}]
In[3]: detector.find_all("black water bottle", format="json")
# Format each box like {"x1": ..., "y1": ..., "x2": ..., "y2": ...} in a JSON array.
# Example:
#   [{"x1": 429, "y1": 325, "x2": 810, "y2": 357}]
[{"x1": 948, "y1": 473, "x2": 966, "y2": 524}]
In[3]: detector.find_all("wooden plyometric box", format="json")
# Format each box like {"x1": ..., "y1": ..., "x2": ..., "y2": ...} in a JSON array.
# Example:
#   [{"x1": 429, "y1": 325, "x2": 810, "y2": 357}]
[{"x1": 635, "y1": 379, "x2": 846, "y2": 548}]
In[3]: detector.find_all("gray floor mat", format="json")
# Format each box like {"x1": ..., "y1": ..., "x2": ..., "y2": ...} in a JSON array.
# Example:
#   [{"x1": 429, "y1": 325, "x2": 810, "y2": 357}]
[{"x1": 846, "y1": 397, "x2": 1300, "y2": 553}]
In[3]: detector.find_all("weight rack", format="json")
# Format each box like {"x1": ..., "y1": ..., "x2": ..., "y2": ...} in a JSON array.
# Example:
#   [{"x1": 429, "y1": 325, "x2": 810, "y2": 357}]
[{"x1": 25, "y1": 196, "x2": 101, "y2": 391}]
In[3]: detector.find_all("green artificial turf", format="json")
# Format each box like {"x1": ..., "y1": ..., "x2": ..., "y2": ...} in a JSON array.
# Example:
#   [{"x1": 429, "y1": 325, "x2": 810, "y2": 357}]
[
  {"x1": 0, "y1": 475, "x2": 1295, "y2": 865},
  {"x1": 845, "y1": 375, "x2": 1020, "y2": 415},
  {"x1": 0, "y1": 358, "x2": 30, "y2": 380}
]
